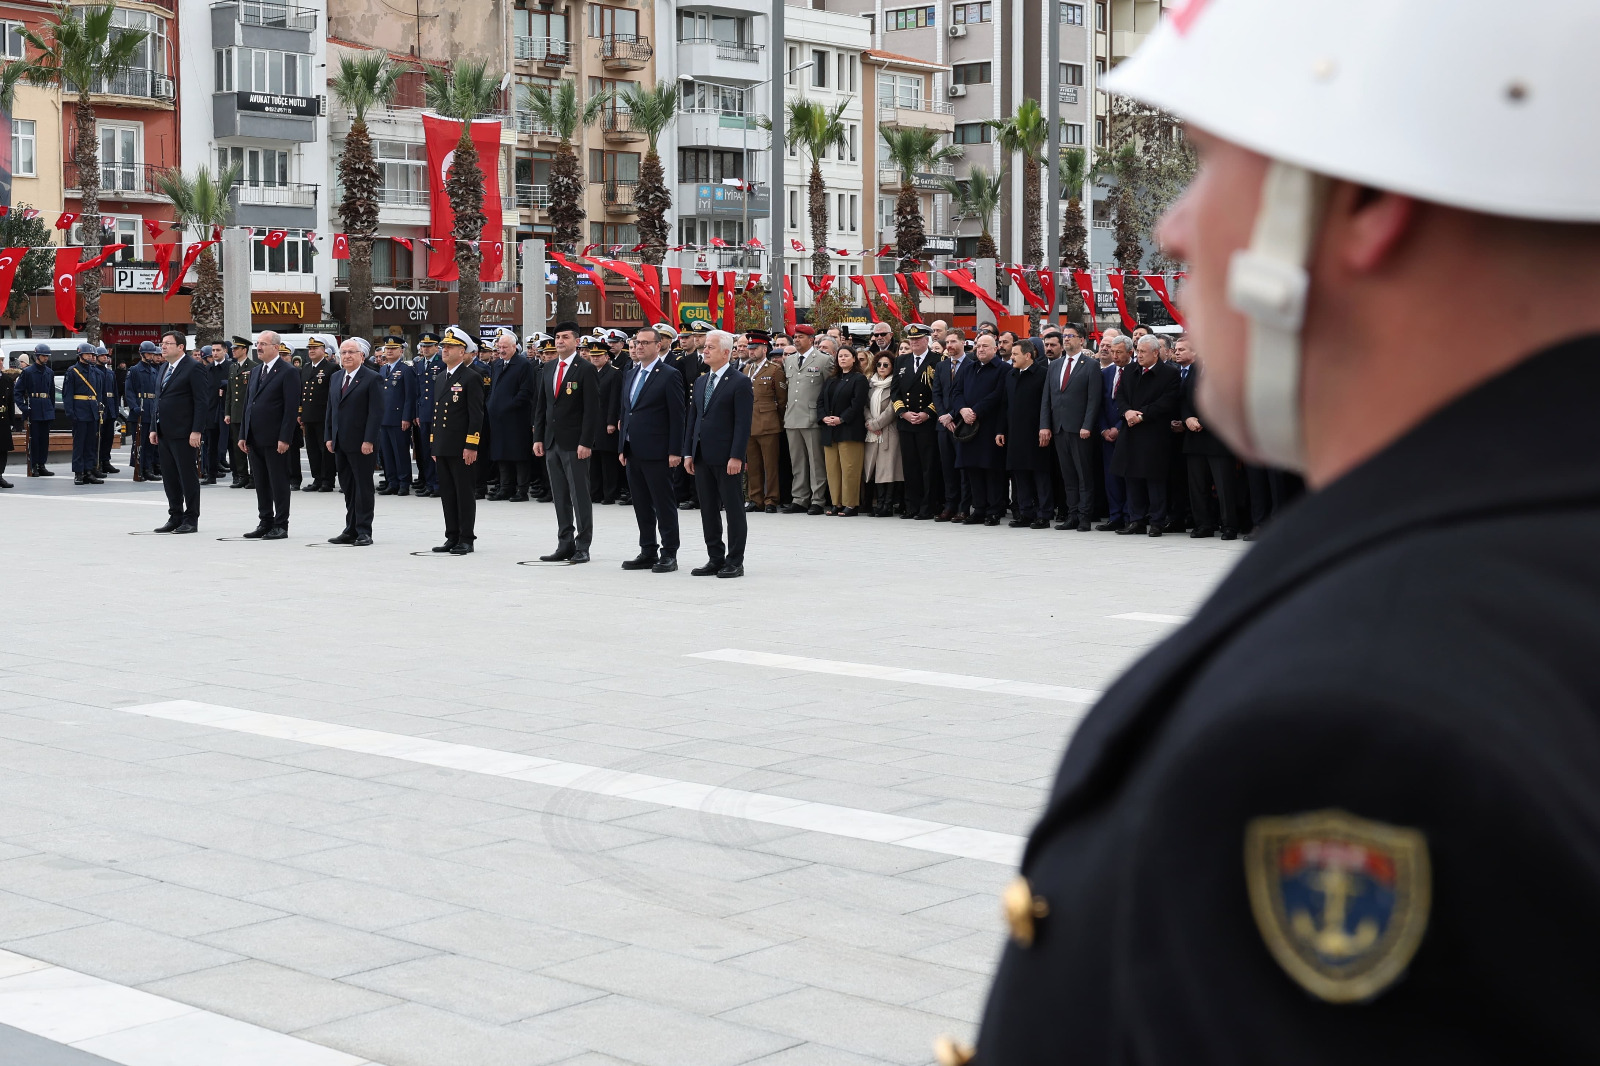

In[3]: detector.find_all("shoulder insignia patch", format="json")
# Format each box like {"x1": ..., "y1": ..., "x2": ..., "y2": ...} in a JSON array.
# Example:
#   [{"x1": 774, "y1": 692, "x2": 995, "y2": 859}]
[{"x1": 1245, "y1": 809, "x2": 1430, "y2": 1004}]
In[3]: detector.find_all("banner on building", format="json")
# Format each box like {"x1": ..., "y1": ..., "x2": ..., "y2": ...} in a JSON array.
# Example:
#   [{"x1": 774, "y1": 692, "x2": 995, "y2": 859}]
[{"x1": 422, "y1": 114, "x2": 505, "y2": 282}]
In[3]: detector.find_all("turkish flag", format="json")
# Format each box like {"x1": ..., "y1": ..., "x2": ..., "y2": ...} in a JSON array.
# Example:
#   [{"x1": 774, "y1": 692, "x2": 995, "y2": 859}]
[
  {"x1": 1071, "y1": 269, "x2": 1099, "y2": 332},
  {"x1": 143, "y1": 219, "x2": 164, "y2": 242},
  {"x1": 781, "y1": 276, "x2": 796, "y2": 335},
  {"x1": 709, "y1": 237, "x2": 727, "y2": 248},
  {"x1": 76, "y1": 244, "x2": 128, "y2": 272},
  {"x1": 895, "y1": 274, "x2": 924, "y2": 323},
  {"x1": 665, "y1": 267, "x2": 682, "y2": 326},
  {"x1": 151, "y1": 243, "x2": 177, "y2": 289},
  {"x1": 55, "y1": 212, "x2": 78, "y2": 231},
  {"x1": 166, "y1": 241, "x2": 218, "y2": 302},
  {"x1": 332, "y1": 234, "x2": 350, "y2": 259},
  {"x1": 392, "y1": 236, "x2": 412, "y2": 251},
  {"x1": 0, "y1": 247, "x2": 30, "y2": 313},
  {"x1": 423, "y1": 114, "x2": 504, "y2": 281},
  {"x1": 641, "y1": 264, "x2": 661, "y2": 314},
  {"x1": 805, "y1": 274, "x2": 835, "y2": 295},
  {"x1": 790, "y1": 239, "x2": 806, "y2": 253},
  {"x1": 720, "y1": 271, "x2": 738, "y2": 330},
  {"x1": 877, "y1": 244, "x2": 894, "y2": 257},
  {"x1": 53, "y1": 248, "x2": 80, "y2": 330},
  {"x1": 479, "y1": 240, "x2": 504, "y2": 282},
  {"x1": 263, "y1": 229, "x2": 289, "y2": 248},
  {"x1": 850, "y1": 276, "x2": 880, "y2": 324},
  {"x1": 747, "y1": 237, "x2": 764, "y2": 249}
]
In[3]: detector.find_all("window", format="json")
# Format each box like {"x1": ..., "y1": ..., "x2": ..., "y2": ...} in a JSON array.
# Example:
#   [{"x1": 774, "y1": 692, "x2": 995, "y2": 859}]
[
  {"x1": 678, "y1": 217, "x2": 743, "y2": 247},
  {"x1": 678, "y1": 148, "x2": 746, "y2": 183},
  {"x1": 591, "y1": 222, "x2": 639, "y2": 247},
  {"x1": 953, "y1": 122, "x2": 991, "y2": 145},
  {"x1": 678, "y1": 11, "x2": 748, "y2": 44},
  {"x1": 1095, "y1": 117, "x2": 1105, "y2": 146},
  {"x1": 217, "y1": 146, "x2": 290, "y2": 187},
  {"x1": 679, "y1": 80, "x2": 746, "y2": 116},
  {"x1": 521, "y1": 10, "x2": 566, "y2": 42},
  {"x1": 1063, "y1": 122, "x2": 1084, "y2": 145},
  {"x1": 887, "y1": 6, "x2": 935, "y2": 30},
  {"x1": 588, "y1": 5, "x2": 638, "y2": 39},
  {"x1": 1095, "y1": 1, "x2": 1106, "y2": 30},
  {"x1": 849, "y1": 194, "x2": 858, "y2": 233},
  {"x1": 1, "y1": 20, "x2": 24, "y2": 60},
  {"x1": 849, "y1": 55, "x2": 858, "y2": 92},
  {"x1": 1061, "y1": 3, "x2": 1083, "y2": 25},
  {"x1": 952, "y1": 3, "x2": 992, "y2": 24},
  {"x1": 952, "y1": 63, "x2": 990, "y2": 85},
  {"x1": 230, "y1": 48, "x2": 313, "y2": 96},
  {"x1": 369, "y1": 140, "x2": 427, "y2": 204},
  {"x1": 99, "y1": 124, "x2": 140, "y2": 191},
  {"x1": 113, "y1": 9, "x2": 169, "y2": 76},
  {"x1": 789, "y1": 190, "x2": 798, "y2": 229},
  {"x1": 848, "y1": 123, "x2": 857, "y2": 162},
  {"x1": 812, "y1": 51, "x2": 827, "y2": 87},
  {"x1": 11, "y1": 119, "x2": 35, "y2": 177},
  {"x1": 69, "y1": 216, "x2": 139, "y2": 262},
  {"x1": 878, "y1": 73, "x2": 923, "y2": 108},
  {"x1": 837, "y1": 53, "x2": 846, "y2": 91},
  {"x1": 1060, "y1": 62, "x2": 1084, "y2": 86},
  {"x1": 214, "y1": 48, "x2": 234, "y2": 91},
  {"x1": 252, "y1": 227, "x2": 314, "y2": 274},
  {"x1": 787, "y1": 46, "x2": 799, "y2": 85},
  {"x1": 589, "y1": 149, "x2": 640, "y2": 184},
  {"x1": 1095, "y1": 58, "x2": 1106, "y2": 81},
  {"x1": 837, "y1": 194, "x2": 845, "y2": 231}
]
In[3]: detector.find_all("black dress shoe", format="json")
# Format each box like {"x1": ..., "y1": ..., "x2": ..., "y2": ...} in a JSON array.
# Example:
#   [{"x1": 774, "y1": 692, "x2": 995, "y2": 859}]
[
  {"x1": 782, "y1": 503, "x2": 807, "y2": 514},
  {"x1": 329, "y1": 532, "x2": 356, "y2": 544},
  {"x1": 488, "y1": 490, "x2": 509, "y2": 501},
  {"x1": 743, "y1": 501, "x2": 760, "y2": 512},
  {"x1": 241, "y1": 526, "x2": 271, "y2": 539},
  {"x1": 1190, "y1": 527, "x2": 1215, "y2": 539},
  {"x1": 914, "y1": 513, "x2": 933, "y2": 521},
  {"x1": 154, "y1": 519, "x2": 181, "y2": 533},
  {"x1": 1030, "y1": 519, "x2": 1049, "y2": 529},
  {"x1": 302, "y1": 482, "x2": 320, "y2": 491},
  {"x1": 983, "y1": 515, "x2": 1000, "y2": 526},
  {"x1": 1118, "y1": 522, "x2": 1147, "y2": 535},
  {"x1": 230, "y1": 479, "x2": 247, "y2": 488},
  {"x1": 1241, "y1": 531, "x2": 1259, "y2": 542},
  {"x1": 262, "y1": 527, "x2": 288, "y2": 540},
  {"x1": 353, "y1": 534, "x2": 373, "y2": 546},
  {"x1": 1147, "y1": 526, "x2": 1163, "y2": 537},
  {"x1": 900, "y1": 511, "x2": 917, "y2": 520},
  {"x1": 88, "y1": 475, "x2": 105, "y2": 484},
  {"x1": 1008, "y1": 519, "x2": 1029, "y2": 528},
  {"x1": 716, "y1": 563, "x2": 744, "y2": 579},
  {"x1": 396, "y1": 486, "x2": 410, "y2": 496},
  {"x1": 807, "y1": 505, "x2": 824, "y2": 516},
  {"x1": 103, "y1": 464, "x2": 119, "y2": 474},
  {"x1": 0, "y1": 477, "x2": 12, "y2": 489},
  {"x1": 202, "y1": 476, "x2": 217, "y2": 485},
  {"x1": 414, "y1": 487, "x2": 432, "y2": 498},
  {"x1": 1095, "y1": 520, "x2": 1125, "y2": 532},
  {"x1": 651, "y1": 554, "x2": 678, "y2": 573},
  {"x1": 473, "y1": 489, "x2": 487, "y2": 499},
  {"x1": 38, "y1": 467, "x2": 54, "y2": 476},
  {"x1": 379, "y1": 486, "x2": 397, "y2": 496},
  {"x1": 621, "y1": 553, "x2": 658, "y2": 571},
  {"x1": 691, "y1": 560, "x2": 724, "y2": 576},
  {"x1": 290, "y1": 482, "x2": 301, "y2": 490},
  {"x1": 73, "y1": 474, "x2": 88, "y2": 485},
  {"x1": 534, "y1": 493, "x2": 553, "y2": 503},
  {"x1": 449, "y1": 541, "x2": 474, "y2": 555},
  {"x1": 570, "y1": 550, "x2": 589, "y2": 564},
  {"x1": 1220, "y1": 529, "x2": 1239, "y2": 541},
  {"x1": 764, "y1": 504, "x2": 777, "y2": 514},
  {"x1": 1054, "y1": 520, "x2": 1074, "y2": 530},
  {"x1": 377, "y1": 481, "x2": 389, "y2": 492},
  {"x1": 172, "y1": 523, "x2": 197, "y2": 534},
  {"x1": 677, "y1": 499, "x2": 696, "y2": 510},
  {"x1": 539, "y1": 547, "x2": 576, "y2": 563},
  {"x1": 431, "y1": 541, "x2": 458, "y2": 553}
]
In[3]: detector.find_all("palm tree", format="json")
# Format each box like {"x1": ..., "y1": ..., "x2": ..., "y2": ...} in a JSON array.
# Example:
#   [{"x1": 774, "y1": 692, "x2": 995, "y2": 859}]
[
  {"x1": 618, "y1": 81, "x2": 676, "y2": 266},
  {"x1": 329, "y1": 52, "x2": 401, "y2": 341},
  {"x1": 21, "y1": 5, "x2": 149, "y2": 344},
  {"x1": 0, "y1": 60, "x2": 27, "y2": 112},
  {"x1": 988, "y1": 99, "x2": 1049, "y2": 268},
  {"x1": 523, "y1": 79, "x2": 610, "y2": 322},
  {"x1": 881, "y1": 125, "x2": 961, "y2": 275},
  {"x1": 424, "y1": 59, "x2": 502, "y2": 338},
  {"x1": 942, "y1": 165, "x2": 1005, "y2": 260},
  {"x1": 156, "y1": 165, "x2": 239, "y2": 345},
  {"x1": 786, "y1": 98, "x2": 849, "y2": 278},
  {"x1": 1058, "y1": 147, "x2": 1090, "y2": 322}
]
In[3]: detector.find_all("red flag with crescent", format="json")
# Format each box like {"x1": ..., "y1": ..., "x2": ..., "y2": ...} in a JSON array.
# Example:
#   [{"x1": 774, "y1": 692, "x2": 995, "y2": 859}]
[
  {"x1": 166, "y1": 241, "x2": 218, "y2": 302},
  {"x1": 332, "y1": 234, "x2": 350, "y2": 260},
  {"x1": 151, "y1": 243, "x2": 177, "y2": 289},
  {"x1": 53, "y1": 248, "x2": 81, "y2": 330},
  {"x1": 480, "y1": 240, "x2": 504, "y2": 282},
  {"x1": 782, "y1": 276, "x2": 797, "y2": 334},
  {"x1": 665, "y1": 267, "x2": 683, "y2": 326},
  {"x1": 55, "y1": 212, "x2": 78, "y2": 231},
  {"x1": 263, "y1": 229, "x2": 289, "y2": 248},
  {"x1": 0, "y1": 247, "x2": 30, "y2": 313}
]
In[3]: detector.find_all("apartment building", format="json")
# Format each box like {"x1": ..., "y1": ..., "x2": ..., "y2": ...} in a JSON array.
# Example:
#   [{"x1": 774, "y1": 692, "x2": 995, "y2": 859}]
[{"x1": 178, "y1": 0, "x2": 333, "y2": 331}]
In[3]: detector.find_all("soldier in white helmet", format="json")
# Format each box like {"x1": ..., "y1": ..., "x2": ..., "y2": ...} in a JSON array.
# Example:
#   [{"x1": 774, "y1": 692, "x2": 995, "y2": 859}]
[{"x1": 946, "y1": 3, "x2": 1600, "y2": 1064}]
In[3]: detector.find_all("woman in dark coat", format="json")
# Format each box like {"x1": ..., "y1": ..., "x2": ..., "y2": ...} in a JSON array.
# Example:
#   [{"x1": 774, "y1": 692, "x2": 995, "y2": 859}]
[
  {"x1": 0, "y1": 366, "x2": 15, "y2": 488},
  {"x1": 950, "y1": 334, "x2": 1008, "y2": 524},
  {"x1": 1112, "y1": 337, "x2": 1183, "y2": 534},
  {"x1": 1001, "y1": 345, "x2": 1052, "y2": 526},
  {"x1": 485, "y1": 331, "x2": 537, "y2": 500},
  {"x1": 816, "y1": 346, "x2": 869, "y2": 515}
]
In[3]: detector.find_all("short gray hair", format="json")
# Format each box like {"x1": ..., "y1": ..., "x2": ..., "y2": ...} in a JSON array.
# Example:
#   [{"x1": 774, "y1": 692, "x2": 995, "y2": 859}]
[
  {"x1": 1136, "y1": 335, "x2": 1164, "y2": 355},
  {"x1": 1103, "y1": 335, "x2": 1132, "y2": 353},
  {"x1": 704, "y1": 329, "x2": 732, "y2": 355}
]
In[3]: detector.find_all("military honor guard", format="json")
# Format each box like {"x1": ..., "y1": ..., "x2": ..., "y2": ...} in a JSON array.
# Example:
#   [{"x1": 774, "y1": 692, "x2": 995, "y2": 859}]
[
  {"x1": 94, "y1": 345, "x2": 120, "y2": 478},
  {"x1": 617, "y1": 324, "x2": 684, "y2": 572},
  {"x1": 124, "y1": 342, "x2": 160, "y2": 482},
  {"x1": 375, "y1": 336, "x2": 416, "y2": 495},
  {"x1": 683, "y1": 328, "x2": 753, "y2": 578},
  {"x1": 149, "y1": 331, "x2": 210, "y2": 532},
  {"x1": 531, "y1": 322, "x2": 600, "y2": 564},
  {"x1": 225, "y1": 337, "x2": 254, "y2": 488},
  {"x1": 238, "y1": 330, "x2": 301, "y2": 539},
  {"x1": 299, "y1": 334, "x2": 338, "y2": 492},
  {"x1": 411, "y1": 332, "x2": 442, "y2": 496},
  {"x1": 18, "y1": 343, "x2": 55, "y2": 476},
  {"x1": 430, "y1": 326, "x2": 484, "y2": 554},
  {"x1": 324, "y1": 338, "x2": 383, "y2": 545},
  {"x1": 740, "y1": 328, "x2": 786, "y2": 513},
  {"x1": 63, "y1": 342, "x2": 104, "y2": 485}
]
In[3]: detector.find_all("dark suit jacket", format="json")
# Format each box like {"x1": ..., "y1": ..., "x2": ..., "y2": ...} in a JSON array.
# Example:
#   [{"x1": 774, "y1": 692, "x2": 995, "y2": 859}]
[
  {"x1": 1113, "y1": 359, "x2": 1182, "y2": 479},
  {"x1": 816, "y1": 371, "x2": 868, "y2": 445},
  {"x1": 486, "y1": 352, "x2": 537, "y2": 459},
  {"x1": 1043, "y1": 353, "x2": 1104, "y2": 436},
  {"x1": 1178, "y1": 363, "x2": 1232, "y2": 458},
  {"x1": 685, "y1": 366, "x2": 753, "y2": 465},
  {"x1": 532, "y1": 354, "x2": 600, "y2": 451},
  {"x1": 618, "y1": 359, "x2": 685, "y2": 461},
  {"x1": 932, "y1": 354, "x2": 969, "y2": 421},
  {"x1": 325, "y1": 366, "x2": 383, "y2": 453},
  {"x1": 1100, "y1": 363, "x2": 1128, "y2": 433},
  {"x1": 241, "y1": 358, "x2": 301, "y2": 447},
  {"x1": 594, "y1": 362, "x2": 623, "y2": 452},
  {"x1": 152, "y1": 357, "x2": 212, "y2": 439}
]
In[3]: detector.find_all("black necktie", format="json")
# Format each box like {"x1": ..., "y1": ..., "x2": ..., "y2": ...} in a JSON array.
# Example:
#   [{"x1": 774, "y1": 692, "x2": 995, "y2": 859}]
[{"x1": 342, "y1": 373, "x2": 353, "y2": 396}]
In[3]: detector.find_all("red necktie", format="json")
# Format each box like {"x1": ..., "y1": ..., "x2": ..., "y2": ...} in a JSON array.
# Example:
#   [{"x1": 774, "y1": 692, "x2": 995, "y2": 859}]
[
  {"x1": 554, "y1": 359, "x2": 567, "y2": 395},
  {"x1": 1113, "y1": 367, "x2": 1122, "y2": 392}
]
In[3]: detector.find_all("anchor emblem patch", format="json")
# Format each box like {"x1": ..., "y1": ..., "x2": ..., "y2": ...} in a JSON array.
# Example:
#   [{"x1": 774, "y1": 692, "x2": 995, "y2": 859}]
[{"x1": 1245, "y1": 810, "x2": 1430, "y2": 1003}]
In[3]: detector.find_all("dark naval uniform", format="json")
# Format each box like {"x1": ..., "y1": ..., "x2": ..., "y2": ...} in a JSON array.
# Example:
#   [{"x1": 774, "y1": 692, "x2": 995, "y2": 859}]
[
  {"x1": 300, "y1": 355, "x2": 336, "y2": 491},
  {"x1": 96, "y1": 359, "x2": 119, "y2": 474},
  {"x1": 62, "y1": 357, "x2": 102, "y2": 479},
  {"x1": 411, "y1": 341, "x2": 443, "y2": 495},
  {"x1": 431, "y1": 360, "x2": 484, "y2": 550},
  {"x1": 890, "y1": 341, "x2": 941, "y2": 519},
  {"x1": 378, "y1": 356, "x2": 417, "y2": 493},
  {"x1": 970, "y1": 337, "x2": 1600, "y2": 1066},
  {"x1": 18, "y1": 358, "x2": 55, "y2": 474}
]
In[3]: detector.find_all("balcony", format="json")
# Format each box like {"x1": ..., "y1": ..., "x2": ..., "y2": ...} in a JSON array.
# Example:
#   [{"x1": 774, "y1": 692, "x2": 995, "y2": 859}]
[
  {"x1": 601, "y1": 108, "x2": 643, "y2": 143},
  {"x1": 599, "y1": 34, "x2": 652, "y2": 71},
  {"x1": 234, "y1": 1, "x2": 317, "y2": 30},
  {"x1": 603, "y1": 180, "x2": 638, "y2": 215},
  {"x1": 676, "y1": 38, "x2": 765, "y2": 84},
  {"x1": 515, "y1": 112, "x2": 560, "y2": 139},
  {"x1": 878, "y1": 162, "x2": 955, "y2": 192},
  {"x1": 237, "y1": 182, "x2": 317, "y2": 207},
  {"x1": 65, "y1": 161, "x2": 171, "y2": 202},
  {"x1": 515, "y1": 184, "x2": 550, "y2": 209},
  {"x1": 877, "y1": 99, "x2": 956, "y2": 134},
  {"x1": 65, "y1": 69, "x2": 175, "y2": 106},
  {"x1": 329, "y1": 101, "x2": 516, "y2": 140},
  {"x1": 213, "y1": 90, "x2": 319, "y2": 142},
  {"x1": 677, "y1": 110, "x2": 759, "y2": 152},
  {"x1": 514, "y1": 35, "x2": 570, "y2": 67}
]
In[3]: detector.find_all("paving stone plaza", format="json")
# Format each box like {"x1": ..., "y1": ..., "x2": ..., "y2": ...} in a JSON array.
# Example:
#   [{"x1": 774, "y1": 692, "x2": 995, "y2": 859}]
[{"x1": 0, "y1": 458, "x2": 1242, "y2": 1066}]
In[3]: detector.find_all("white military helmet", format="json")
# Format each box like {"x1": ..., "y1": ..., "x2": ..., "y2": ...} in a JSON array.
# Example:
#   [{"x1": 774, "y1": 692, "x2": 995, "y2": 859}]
[{"x1": 1106, "y1": 0, "x2": 1600, "y2": 469}]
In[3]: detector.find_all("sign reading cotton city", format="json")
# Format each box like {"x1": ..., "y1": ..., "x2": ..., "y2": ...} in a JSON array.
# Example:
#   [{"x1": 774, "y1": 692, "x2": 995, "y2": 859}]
[{"x1": 236, "y1": 91, "x2": 318, "y2": 117}]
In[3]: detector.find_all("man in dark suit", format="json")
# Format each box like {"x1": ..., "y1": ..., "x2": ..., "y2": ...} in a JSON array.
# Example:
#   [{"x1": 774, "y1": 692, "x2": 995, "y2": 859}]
[
  {"x1": 1175, "y1": 337, "x2": 1240, "y2": 540},
  {"x1": 891, "y1": 322, "x2": 941, "y2": 520},
  {"x1": 932, "y1": 331, "x2": 972, "y2": 521},
  {"x1": 148, "y1": 330, "x2": 210, "y2": 533},
  {"x1": 1096, "y1": 337, "x2": 1132, "y2": 530},
  {"x1": 532, "y1": 322, "x2": 600, "y2": 563},
  {"x1": 1041, "y1": 325, "x2": 1104, "y2": 531},
  {"x1": 429, "y1": 327, "x2": 484, "y2": 554},
  {"x1": 238, "y1": 329, "x2": 301, "y2": 539},
  {"x1": 486, "y1": 327, "x2": 537, "y2": 500},
  {"x1": 588, "y1": 340, "x2": 625, "y2": 504},
  {"x1": 1113, "y1": 334, "x2": 1183, "y2": 536},
  {"x1": 684, "y1": 328, "x2": 753, "y2": 578},
  {"x1": 324, "y1": 338, "x2": 384, "y2": 545},
  {"x1": 617, "y1": 324, "x2": 684, "y2": 573}
]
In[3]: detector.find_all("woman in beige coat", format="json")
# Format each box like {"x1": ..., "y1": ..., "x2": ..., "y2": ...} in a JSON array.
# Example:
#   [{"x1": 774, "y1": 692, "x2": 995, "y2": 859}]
[{"x1": 861, "y1": 350, "x2": 904, "y2": 516}]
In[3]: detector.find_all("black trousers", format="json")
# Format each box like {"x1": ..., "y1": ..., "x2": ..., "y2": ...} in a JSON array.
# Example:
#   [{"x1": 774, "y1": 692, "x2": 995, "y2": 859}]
[
  {"x1": 938, "y1": 428, "x2": 970, "y2": 514},
  {"x1": 1125, "y1": 475, "x2": 1169, "y2": 525},
  {"x1": 1054, "y1": 433, "x2": 1096, "y2": 522},
  {"x1": 1012, "y1": 467, "x2": 1055, "y2": 521},
  {"x1": 898, "y1": 422, "x2": 940, "y2": 517},
  {"x1": 229, "y1": 423, "x2": 246, "y2": 478},
  {"x1": 498, "y1": 459, "x2": 531, "y2": 493},
  {"x1": 70, "y1": 420, "x2": 98, "y2": 472},
  {"x1": 1188, "y1": 453, "x2": 1240, "y2": 533},
  {"x1": 158, "y1": 433, "x2": 201, "y2": 523},
  {"x1": 436, "y1": 454, "x2": 477, "y2": 543},
  {"x1": 304, "y1": 421, "x2": 330, "y2": 486},
  {"x1": 336, "y1": 446, "x2": 377, "y2": 537},
  {"x1": 626, "y1": 456, "x2": 680, "y2": 554},
  {"x1": 592, "y1": 449, "x2": 622, "y2": 501},
  {"x1": 694, "y1": 458, "x2": 747, "y2": 565},
  {"x1": 200, "y1": 428, "x2": 219, "y2": 477},
  {"x1": 413, "y1": 421, "x2": 436, "y2": 490},
  {"x1": 247, "y1": 441, "x2": 292, "y2": 528},
  {"x1": 26, "y1": 419, "x2": 49, "y2": 469},
  {"x1": 965, "y1": 467, "x2": 1007, "y2": 518}
]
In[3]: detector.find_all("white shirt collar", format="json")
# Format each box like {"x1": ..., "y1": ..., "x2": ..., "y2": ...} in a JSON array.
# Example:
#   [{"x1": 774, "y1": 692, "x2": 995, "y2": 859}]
[
  {"x1": 638, "y1": 357, "x2": 660, "y2": 375},
  {"x1": 259, "y1": 355, "x2": 280, "y2": 372}
]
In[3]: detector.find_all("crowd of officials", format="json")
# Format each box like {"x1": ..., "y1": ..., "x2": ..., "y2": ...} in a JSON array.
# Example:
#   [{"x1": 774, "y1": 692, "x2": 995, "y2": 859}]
[{"x1": 1, "y1": 315, "x2": 1304, "y2": 554}]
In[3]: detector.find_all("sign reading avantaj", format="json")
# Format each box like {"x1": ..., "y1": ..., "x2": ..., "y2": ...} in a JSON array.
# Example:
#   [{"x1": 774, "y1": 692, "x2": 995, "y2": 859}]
[{"x1": 236, "y1": 90, "x2": 317, "y2": 117}]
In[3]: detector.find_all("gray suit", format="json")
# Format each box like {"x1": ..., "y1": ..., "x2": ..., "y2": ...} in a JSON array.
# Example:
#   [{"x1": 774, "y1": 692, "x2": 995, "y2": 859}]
[
  {"x1": 784, "y1": 347, "x2": 832, "y2": 505},
  {"x1": 1042, "y1": 352, "x2": 1104, "y2": 524}
]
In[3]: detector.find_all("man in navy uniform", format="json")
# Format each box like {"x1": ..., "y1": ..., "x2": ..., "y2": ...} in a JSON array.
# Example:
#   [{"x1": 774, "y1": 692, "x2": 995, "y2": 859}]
[
  {"x1": 149, "y1": 330, "x2": 209, "y2": 532},
  {"x1": 617, "y1": 324, "x2": 684, "y2": 573},
  {"x1": 429, "y1": 326, "x2": 484, "y2": 554},
  {"x1": 238, "y1": 329, "x2": 300, "y2": 538},
  {"x1": 374, "y1": 336, "x2": 415, "y2": 495},
  {"x1": 411, "y1": 331, "x2": 442, "y2": 497},
  {"x1": 18, "y1": 344, "x2": 56, "y2": 476},
  {"x1": 531, "y1": 322, "x2": 600, "y2": 563},
  {"x1": 125, "y1": 341, "x2": 162, "y2": 481},
  {"x1": 325, "y1": 337, "x2": 384, "y2": 545},
  {"x1": 891, "y1": 322, "x2": 941, "y2": 520},
  {"x1": 63, "y1": 342, "x2": 104, "y2": 485},
  {"x1": 298, "y1": 334, "x2": 338, "y2": 492},
  {"x1": 683, "y1": 328, "x2": 753, "y2": 578},
  {"x1": 94, "y1": 345, "x2": 120, "y2": 477}
]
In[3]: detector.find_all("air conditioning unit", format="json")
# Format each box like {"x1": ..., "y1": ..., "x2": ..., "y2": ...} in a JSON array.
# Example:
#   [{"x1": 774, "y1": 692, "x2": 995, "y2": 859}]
[
  {"x1": 948, "y1": 84, "x2": 967, "y2": 98},
  {"x1": 948, "y1": 24, "x2": 966, "y2": 37},
  {"x1": 152, "y1": 75, "x2": 174, "y2": 101}
]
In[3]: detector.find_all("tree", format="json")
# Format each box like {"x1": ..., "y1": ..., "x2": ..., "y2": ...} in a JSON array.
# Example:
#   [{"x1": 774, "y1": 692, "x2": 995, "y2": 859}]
[
  {"x1": 942, "y1": 165, "x2": 1005, "y2": 259},
  {"x1": 0, "y1": 207, "x2": 56, "y2": 323},
  {"x1": 785, "y1": 98, "x2": 850, "y2": 278},
  {"x1": 1096, "y1": 141, "x2": 1144, "y2": 328},
  {"x1": 22, "y1": 5, "x2": 149, "y2": 343},
  {"x1": 329, "y1": 52, "x2": 401, "y2": 341},
  {"x1": 156, "y1": 165, "x2": 239, "y2": 346},
  {"x1": 618, "y1": 81, "x2": 676, "y2": 266},
  {"x1": 1058, "y1": 147, "x2": 1090, "y2": 322},
  {"x1": 734, "y1": 281, "x2": 768, "y2": 332},
  {"x1": 989, "y1": 98, "x2": 1049, "y2": 330},
  {"x1": 424, "y1": 60, "x2": 502, "y2": 339},
  {"x1": 881, "y1": 124, "x2": 961, "y2": 310},
  {"x1": 524, "y1": 79, "x2": 610, "y2": 322},
  {"x1": 808, "y1": 287, "x2": 853, "y2": 336},
  {"x1": 1104, "y1": 94, "x2": 1197, "y2": 274}
]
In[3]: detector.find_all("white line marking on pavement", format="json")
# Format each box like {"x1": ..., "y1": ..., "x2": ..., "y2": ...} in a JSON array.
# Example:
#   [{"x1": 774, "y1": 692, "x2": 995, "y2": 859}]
[
  {"x1": 688, "y1": 648, "x2": 1103, "y2": 706},
  {"x1": 3, "y1": 493, "x2": 164, "y2": 506},
  {"x1": 1109, "y1": 612, "x2": 1188, "y2": 624},
  {"x1": 0, "y1": 949, "x2": 377, "y2": 1066},
  {"x1": 118, "y1": 701, "x2": 1027, "y2": 866}
]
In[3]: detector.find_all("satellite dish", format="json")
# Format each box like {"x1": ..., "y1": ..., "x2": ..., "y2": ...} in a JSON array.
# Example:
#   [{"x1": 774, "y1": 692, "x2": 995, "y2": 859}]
[{"x1": 499, "y1": 73, "x2": 512, "y2": 92}]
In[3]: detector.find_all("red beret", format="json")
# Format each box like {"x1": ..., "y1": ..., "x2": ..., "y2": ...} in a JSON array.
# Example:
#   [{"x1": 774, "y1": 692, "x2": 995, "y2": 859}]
[{"x1": 794, "y1": 324, "x2": 816, "y2": 336}]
